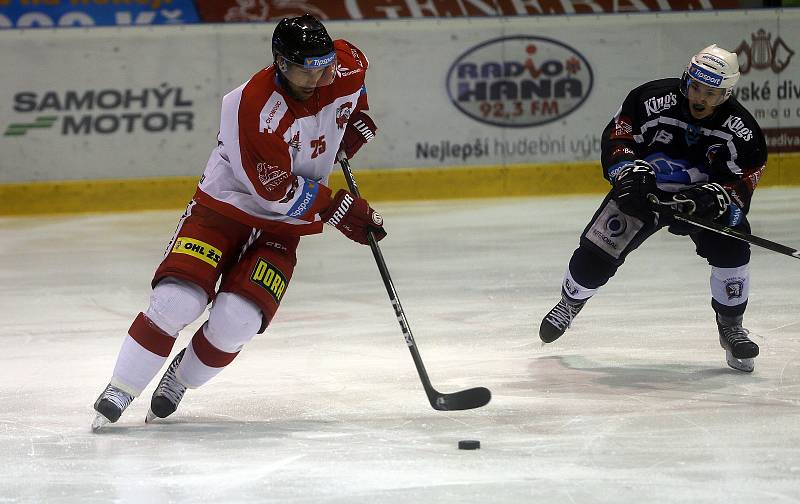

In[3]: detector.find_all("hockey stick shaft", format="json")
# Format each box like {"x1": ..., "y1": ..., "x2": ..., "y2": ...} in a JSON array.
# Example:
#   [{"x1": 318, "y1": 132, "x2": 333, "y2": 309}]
[
  {"x1": 648, "y1": 195, "x2": 800, "y2": 260},
  {"x1": 337, "y1": 158, "x2": 438, "y2": 394}
]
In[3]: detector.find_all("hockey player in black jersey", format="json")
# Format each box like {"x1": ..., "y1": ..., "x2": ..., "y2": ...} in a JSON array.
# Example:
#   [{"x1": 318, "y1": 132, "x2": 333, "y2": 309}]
[{"x1": 539, "y1": 44, "x2": 767, "y2": 372}]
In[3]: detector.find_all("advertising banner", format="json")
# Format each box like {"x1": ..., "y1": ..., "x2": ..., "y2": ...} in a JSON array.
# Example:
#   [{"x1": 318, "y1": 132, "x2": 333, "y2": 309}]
[
  {"x1": 0, "y1": 10, "x2": 796, "y2": 184},
  {"x1": 0, "y1": 0, "x2": 199, "y2": 28},
  {"x1": 342, "y1": 10, "x2": 798, "y2": 171},
  {"x1": 193, "y1": 0, "x2": 741, "y2": 22},
  {"x1": 730, "y1": 28, "x2": 800, "y2": 152}
]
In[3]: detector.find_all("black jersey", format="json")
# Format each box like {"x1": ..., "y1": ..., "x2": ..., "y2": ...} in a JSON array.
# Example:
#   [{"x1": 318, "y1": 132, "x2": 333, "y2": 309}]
[{"x1": 600, "y1": 78, "x2": 766, "y2": 214}]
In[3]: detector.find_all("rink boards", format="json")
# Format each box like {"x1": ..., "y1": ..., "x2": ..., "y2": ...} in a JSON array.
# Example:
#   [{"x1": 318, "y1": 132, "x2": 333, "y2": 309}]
[{"x1": 1, "y1": 9, "x2": 799, "y2": 214}]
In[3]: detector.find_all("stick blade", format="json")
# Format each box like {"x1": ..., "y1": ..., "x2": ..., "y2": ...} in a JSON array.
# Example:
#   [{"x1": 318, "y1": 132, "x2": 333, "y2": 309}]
[{"x1": 430, "y1": 387, "x2": 491, "y2": 411}]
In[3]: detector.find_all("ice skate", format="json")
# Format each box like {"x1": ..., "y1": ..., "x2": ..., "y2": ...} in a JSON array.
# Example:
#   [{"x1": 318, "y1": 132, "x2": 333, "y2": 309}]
[
  {"x1": 92, "y1": 383, "x2": 134, "y2": 431},
  {"x1": 717, "y1": 314, "x2": 758, "y2": 373},
  {"x1": 146, "y1": 348, "x2": 187, "y2": 423},
  {"x1": 539, "y1": 292, "x2": 587, "y2": 343}
]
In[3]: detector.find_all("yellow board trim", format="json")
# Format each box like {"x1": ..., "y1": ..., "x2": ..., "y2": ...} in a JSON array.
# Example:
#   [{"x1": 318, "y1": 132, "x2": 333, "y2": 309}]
[{"x1": 1, "y1": 153, "x2": 799, "y2": 216}]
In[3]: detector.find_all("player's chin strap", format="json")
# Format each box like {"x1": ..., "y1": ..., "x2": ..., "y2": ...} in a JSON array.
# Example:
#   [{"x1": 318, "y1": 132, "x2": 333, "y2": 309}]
[{"x1": 647, "y1": 194, "x2": 800, "y2": 261}]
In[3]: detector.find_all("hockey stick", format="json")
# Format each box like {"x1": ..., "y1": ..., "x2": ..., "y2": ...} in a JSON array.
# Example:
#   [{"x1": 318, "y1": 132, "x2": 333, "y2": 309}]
[
  {"x1": 648, "y1": 194, "x2": 800, "y2": 261},
  {"x1": 338, "y1": 156, "x2": 491, "y2": 411}
]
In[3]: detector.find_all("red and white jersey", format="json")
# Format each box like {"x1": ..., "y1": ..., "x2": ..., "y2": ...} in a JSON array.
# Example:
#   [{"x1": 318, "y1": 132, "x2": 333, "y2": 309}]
[{"x1": 194, "y1": 39, "x2": 370, "y2": 235}]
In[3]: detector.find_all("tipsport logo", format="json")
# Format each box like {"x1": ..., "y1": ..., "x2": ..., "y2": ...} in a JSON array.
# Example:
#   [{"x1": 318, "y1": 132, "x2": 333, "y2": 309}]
[
  {"x1": 446, "y1": 35, "x2": 593, "y2": 128},
  {"x1": 689, "y1": 64, "x2": 723, "y2": 87},
  {"x1": 304, "y1": 52, "x2": 336, "y2": 68}
]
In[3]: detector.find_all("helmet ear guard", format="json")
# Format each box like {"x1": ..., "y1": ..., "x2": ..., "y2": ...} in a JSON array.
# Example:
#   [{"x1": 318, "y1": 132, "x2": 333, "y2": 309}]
[{"x1": 277, "y1": 56, "x2": 289, "y2": 73}]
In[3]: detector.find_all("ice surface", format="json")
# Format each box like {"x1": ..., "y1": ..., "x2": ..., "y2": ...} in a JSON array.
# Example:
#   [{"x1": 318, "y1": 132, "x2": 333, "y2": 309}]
[{"x1": 1, "y1": 189, "x2": 799, "y2": 503}]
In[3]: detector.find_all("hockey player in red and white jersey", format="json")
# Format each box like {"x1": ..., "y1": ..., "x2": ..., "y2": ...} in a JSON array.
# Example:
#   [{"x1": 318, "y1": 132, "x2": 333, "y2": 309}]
[
  {"x1": 92, "y1": 14, "x2": 385, "y2": 430},
  {"x1": 538, "y1": 44, "x2": 767, "y2": 373}
]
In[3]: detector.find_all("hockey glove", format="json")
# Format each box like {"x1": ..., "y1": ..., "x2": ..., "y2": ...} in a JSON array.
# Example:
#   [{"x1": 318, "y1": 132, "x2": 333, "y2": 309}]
[
  {"x1": 611, "y1": 160, "x2": 656, "y2": 216},
  {"x1": 672, "y1": 183, "x2": 731, "y2": 219},
  {"x1": 339, "y1": 111, "x2": 377, "y2": 160},
  {"x1": 320, "y1": 189, "x2": 387, "y2": 245}
]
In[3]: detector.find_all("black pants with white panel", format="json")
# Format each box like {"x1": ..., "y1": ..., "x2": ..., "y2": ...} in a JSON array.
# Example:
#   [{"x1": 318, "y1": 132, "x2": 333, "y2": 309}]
[{"x1": 564, "y1": 191, "x2": 751, "y2": 318}]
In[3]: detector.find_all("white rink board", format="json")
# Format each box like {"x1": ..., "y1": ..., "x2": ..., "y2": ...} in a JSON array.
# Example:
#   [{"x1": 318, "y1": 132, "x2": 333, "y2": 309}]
[{"x1": 0, "y1": 9, "x2": 797, "y2": 183}]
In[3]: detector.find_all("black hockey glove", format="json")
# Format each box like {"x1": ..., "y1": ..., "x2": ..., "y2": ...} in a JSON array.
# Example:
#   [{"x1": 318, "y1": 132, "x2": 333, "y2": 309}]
[
  {"x1": 672, "y1": 183, "x2": 731, "y2": 220},
  {"x1": 611, "y1": 160, "x2": 656, "y2": 216}
]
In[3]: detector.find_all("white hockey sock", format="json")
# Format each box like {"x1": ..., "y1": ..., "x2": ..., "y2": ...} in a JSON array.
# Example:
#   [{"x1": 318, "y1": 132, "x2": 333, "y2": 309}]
[
  {"x1": 175, "y1": 340, "x2": 225, "y2": 389},
  {"x1": 111, "y1": 335, "x2": 169, "y2": 396},
  {"x1": 175, "y1": 293, "x2": 262, "y2": 388},
  {"x1": 109, "y1": 278, "x2": 207, "y2": 396},
  {"x1": 710, "y1": 264, "x2": 749, "y2": 308},
  {"x1": 562, "y1": 268, "x2": 598, "y2": 302}
]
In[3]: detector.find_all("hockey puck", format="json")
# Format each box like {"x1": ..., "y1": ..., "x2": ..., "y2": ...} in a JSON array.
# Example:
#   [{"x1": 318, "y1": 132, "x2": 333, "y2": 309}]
[{"x1": 458, "y1": 440, "x2": 480, "y2": 450}]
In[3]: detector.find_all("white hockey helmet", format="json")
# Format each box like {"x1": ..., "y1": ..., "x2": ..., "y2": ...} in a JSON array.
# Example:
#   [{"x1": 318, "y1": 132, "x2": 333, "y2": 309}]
[{"x1": 681, "y1": 44, "x2": 740, "y2": 103}]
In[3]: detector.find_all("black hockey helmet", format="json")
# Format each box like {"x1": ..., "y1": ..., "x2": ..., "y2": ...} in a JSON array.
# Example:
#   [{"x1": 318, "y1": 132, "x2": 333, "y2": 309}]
[
  {"x1": 272, "y1": 14, "x2": 333, "y2": 65},
  {"x1": 272, "y1": 14, "x2": 336, "y2": 89}
]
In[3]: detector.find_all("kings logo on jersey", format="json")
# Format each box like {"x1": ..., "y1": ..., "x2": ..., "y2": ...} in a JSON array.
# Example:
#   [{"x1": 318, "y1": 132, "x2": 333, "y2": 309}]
[
  {"x1": 723, "y1": 116, "x2": 754, "y2": 141},
  {"x1": 644, "y1": 93, "x2": 677, "y2": 117}
]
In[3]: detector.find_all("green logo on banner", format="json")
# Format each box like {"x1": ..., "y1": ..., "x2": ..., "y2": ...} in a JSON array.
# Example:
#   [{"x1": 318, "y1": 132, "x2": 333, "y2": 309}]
[{"x1": 4, "y1": 116, "x2": 58, "y2": 136}]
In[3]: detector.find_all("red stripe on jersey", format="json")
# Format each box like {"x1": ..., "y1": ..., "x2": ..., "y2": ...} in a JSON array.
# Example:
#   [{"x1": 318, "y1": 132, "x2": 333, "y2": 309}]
[
  {"x1": 238, "y1": 71, "x2": 296, "y2": 203},
  {"x1": 191, "y1": 326, "x2": 239, "y2": 368},
  {"x1": 128, "y1": 312, "x2": 176, "y2": 357}
]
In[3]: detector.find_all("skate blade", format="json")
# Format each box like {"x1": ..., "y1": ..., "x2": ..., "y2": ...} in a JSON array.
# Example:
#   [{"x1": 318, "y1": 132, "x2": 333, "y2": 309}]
[
  {"x1": 91, "y1": 414, "x2": 110, "y2": 432},
  {"x1": 145, "y1": 409, "x2": 158, "y2": 424},
  {"x1": 725, "y1": 351, "x2": 754, "y2": 373}
]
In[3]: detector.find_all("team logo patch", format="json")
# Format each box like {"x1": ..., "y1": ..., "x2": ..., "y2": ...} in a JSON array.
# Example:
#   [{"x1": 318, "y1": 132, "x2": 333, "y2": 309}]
[
  {"x1": 726, "y1": 279, "x2": 744, "y2": 300},
  {"x1": 612, "y1": 117, "x2": 633, "y2": 139},
  {"x1": 288, "y1": 130, "x2": 301, "y2": 151},
  {"x1": 563, "y1": 278, "x2": 579, "y2": 297},
  {"x1": 256, "y1": 162, "x2": 288, "y2": 191},
  {"x1": 172, "y1": 237, "x2": 221, "y2": 267},
  {"x1": 336, "y1": 102, "x2": 353, "y2": 129},
  {"x1": 250, "y1": 259, "x2": 288, "y2": 303},
  {"x1": 685, "y1": 123, "x2": 701, "y2": 146}
]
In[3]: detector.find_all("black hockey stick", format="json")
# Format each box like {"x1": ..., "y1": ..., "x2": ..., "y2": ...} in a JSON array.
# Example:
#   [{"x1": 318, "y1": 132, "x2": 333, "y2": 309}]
[
  {"x1": 648, "y1": 194, "x2": 800, "y2": 261},
  {"x1": 338, "y1": 157, "x2": 491, "y2": 411}
]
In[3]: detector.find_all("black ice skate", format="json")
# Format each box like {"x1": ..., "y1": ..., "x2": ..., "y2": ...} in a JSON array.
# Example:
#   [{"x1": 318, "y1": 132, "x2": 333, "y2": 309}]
[
  {"x1": 146, "y1": 348, "x2": 187, "y2": 423},
  {"x1": 717, "y1": 314, "x2": 759, "y2": 373},
  {"x1": 539, "y1": 292, "x2": 587, "y2": 343},
  {"x1": 92, "y1": 383, "x2": 135, "y2": 431}
]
